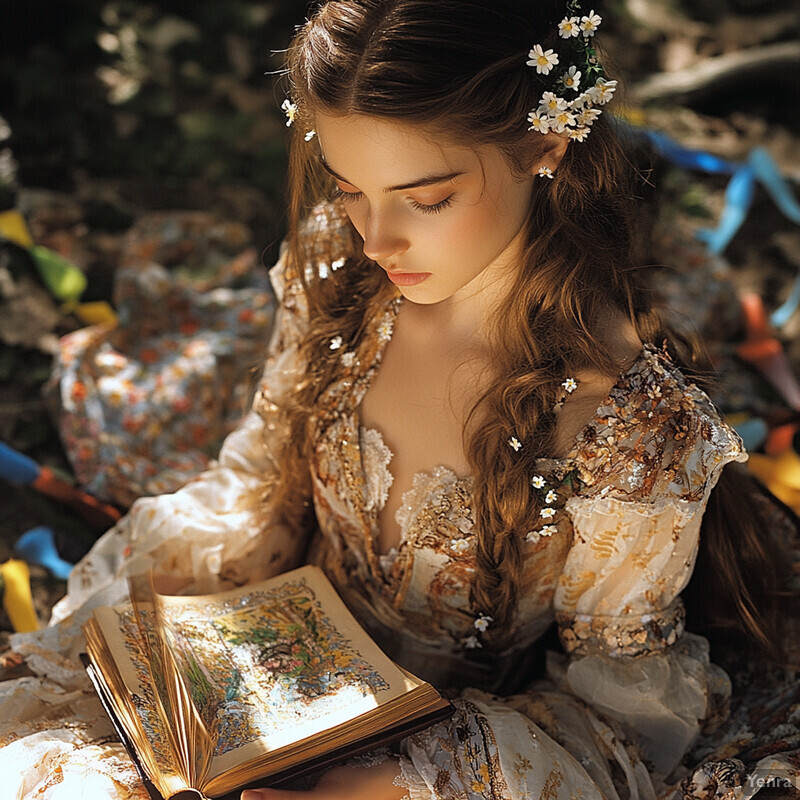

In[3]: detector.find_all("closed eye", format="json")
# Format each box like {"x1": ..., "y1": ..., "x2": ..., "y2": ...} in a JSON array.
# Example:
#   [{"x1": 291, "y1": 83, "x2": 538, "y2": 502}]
[
  {"x1": 332, "y1": 185, "x2": 363, "y2": 204},
  {"x1": 333, "y1": 185, "x2": 454, "y2": 215},
  {"x1": 411, "y1": 196, "x2": 454, "y2": 215}
]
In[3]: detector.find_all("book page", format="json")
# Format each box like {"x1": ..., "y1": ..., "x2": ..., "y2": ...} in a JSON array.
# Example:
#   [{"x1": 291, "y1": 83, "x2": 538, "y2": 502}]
[
  {"x1": 88, "y1": 607, "x2": 193, "y2": 798},
  {"x1": 93, "y1": 566, "x2": 421, "y2": 783}
]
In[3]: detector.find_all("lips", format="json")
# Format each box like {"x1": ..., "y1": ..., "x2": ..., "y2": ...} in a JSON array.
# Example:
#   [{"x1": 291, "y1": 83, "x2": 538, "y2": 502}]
[{"x1": 384, "y1": 269, "x2": 432, "y2": 286}]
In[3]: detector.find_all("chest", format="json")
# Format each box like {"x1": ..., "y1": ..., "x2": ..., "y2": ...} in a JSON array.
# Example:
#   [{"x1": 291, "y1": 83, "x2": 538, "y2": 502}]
[{"x1": 359, "y1": 314, "x2": 490, "y2": 554}]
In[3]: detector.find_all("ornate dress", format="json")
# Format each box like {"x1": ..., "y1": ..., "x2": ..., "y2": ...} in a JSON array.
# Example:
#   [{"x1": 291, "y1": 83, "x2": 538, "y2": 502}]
[{"x1": 1, "y1": 227, "x2": 798, "y2": 800}]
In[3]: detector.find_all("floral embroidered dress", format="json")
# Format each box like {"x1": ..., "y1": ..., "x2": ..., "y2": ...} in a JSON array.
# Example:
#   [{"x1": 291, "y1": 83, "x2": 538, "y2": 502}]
[{"x1": 1, "y1": 221, "x2": 797, "y2": 800}]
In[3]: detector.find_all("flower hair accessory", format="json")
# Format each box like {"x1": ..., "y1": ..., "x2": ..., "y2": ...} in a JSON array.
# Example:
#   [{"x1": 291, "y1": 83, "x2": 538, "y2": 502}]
[
  {"x1": 525, "y1": 1, "x2": 616, "y2": 141},
  {"x1": 281, "y1": 99, "x2": 298, "y2": 127}
]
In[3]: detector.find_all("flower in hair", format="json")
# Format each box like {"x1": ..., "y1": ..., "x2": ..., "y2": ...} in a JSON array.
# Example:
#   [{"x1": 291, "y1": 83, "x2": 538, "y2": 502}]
[
  {"x1": 562, "y1": 377, "x2": 579, "y2": 393},
  {"x1": 568, "y1": 127, "x2": 591, "y2": 142},
  {"x1": 576, "y1": 107, "x2": 602, "y2": 127},
  {"x1": 527, "y1": 111, "x2": 551, "y2": 133},
  {"x1": 537, "y1": 166, "x2": 554, "y2": 179},
  {"x1": 508, "y1": 436, "x2": 523, "y2": 452},
  {"x1": 531, "y1": 475, "x2": 546, "y2": 489},
  {"x1": 304, "y1": 130, "x2": 317, "y2": 141},
  {"x1": 580, "y1": 11, "x2": 602, "y2": 37},
  {"x1": 527, "y1": 44, "x2": 560, "y2": 75},
  {"x1": 281, "y1": 99, "x2": 298, "y2": 127},
  {"x1": 341, "y1": 351, "x2": 356, "y2": 368},
  {"x1": 527, "y1": 524, "x2": 558, "y2": 544},
  {"x1": 561, "y1": 66, "x2": 582, "y2": 91},
  {"x1": 525, "y1": 4, "x2": 612, "y2": 142},
  {"x1": 545, "y1": 489, "x2": 558, "y2": 504},
  {"x1": 587, "y1": 78, "x2": 617, "y2": 104},
  {"x1": 540, "y1": 506, "x2": 557, "y2": 520},
  {"x1": 329, "y1": 335, "x2": 343, "y2": 350},
  {"x1": 474, "y1": 614, "x2": 493, "y2": 632},
  {"x1": 558, "y1": 17, "x2": 581, "y2": 38},
  {"x1": 464, "y1": 635, "x2": 482, "y2": 649},
  {"x1": 549, "y1": 109, "x2": 576, "y2": 134},
  {"x1": 539, "y1": 92, "x2": 567, "y2": 114},
  {"x1": 377, "y1": 315, "x2": 394, "y2": 342}
]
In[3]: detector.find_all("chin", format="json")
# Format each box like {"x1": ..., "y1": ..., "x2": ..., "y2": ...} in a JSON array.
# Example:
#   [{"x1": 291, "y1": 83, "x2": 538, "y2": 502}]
[{"x1": 397, "y1": 286, "x2": 454, "y2": 305}]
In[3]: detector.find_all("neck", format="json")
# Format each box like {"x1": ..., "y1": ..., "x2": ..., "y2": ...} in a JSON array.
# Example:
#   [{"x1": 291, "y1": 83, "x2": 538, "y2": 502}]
[{"x1": 401, "y1": 229, "x2": 524, "y2": 347}]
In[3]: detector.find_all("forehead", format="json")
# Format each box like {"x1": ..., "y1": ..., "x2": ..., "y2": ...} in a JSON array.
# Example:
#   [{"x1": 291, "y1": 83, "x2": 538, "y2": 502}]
[{"x1": 315, "y1": 112, "x2": 483, "y2": 185}]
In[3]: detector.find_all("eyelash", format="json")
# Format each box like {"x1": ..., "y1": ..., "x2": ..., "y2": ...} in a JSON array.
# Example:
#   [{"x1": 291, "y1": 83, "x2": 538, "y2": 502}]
[{"x1": 332, "y1": 186, "x2": 454, "y2": 215}]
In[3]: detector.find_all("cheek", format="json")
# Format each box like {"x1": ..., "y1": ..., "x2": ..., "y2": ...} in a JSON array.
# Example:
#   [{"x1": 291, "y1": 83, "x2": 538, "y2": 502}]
[
  {"x1": 343, "y1": 205, "x2": 366, "y2": 238},
  {"x1": 449, "y1": 197, "x2": 522, "y2": 255}
]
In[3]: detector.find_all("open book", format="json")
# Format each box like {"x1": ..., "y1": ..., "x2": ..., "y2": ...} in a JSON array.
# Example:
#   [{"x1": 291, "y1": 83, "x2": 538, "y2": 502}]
[{"x1": 82, "y1": 565, "x2": 452, "y2": 800}]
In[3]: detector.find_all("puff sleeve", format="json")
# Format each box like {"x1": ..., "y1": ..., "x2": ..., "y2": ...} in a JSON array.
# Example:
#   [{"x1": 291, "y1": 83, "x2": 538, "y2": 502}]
[
  {"x1": 50, "y1": 249, "x2": 312, "y2": 624},
  {"x1": 548, "y1": 349, "x2": 747, "y2": 779}
]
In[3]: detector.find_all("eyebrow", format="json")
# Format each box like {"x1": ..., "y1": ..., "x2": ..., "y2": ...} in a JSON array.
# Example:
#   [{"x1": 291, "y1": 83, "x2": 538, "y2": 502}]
[{"x1": 320, "y1": 158, "x2": 464, "y2": 192}]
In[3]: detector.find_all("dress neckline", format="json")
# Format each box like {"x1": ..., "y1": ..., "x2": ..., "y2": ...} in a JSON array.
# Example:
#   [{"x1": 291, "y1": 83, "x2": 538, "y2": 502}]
[{"x1": 351, "y1": 295, "x2": 663, "y2": 562}]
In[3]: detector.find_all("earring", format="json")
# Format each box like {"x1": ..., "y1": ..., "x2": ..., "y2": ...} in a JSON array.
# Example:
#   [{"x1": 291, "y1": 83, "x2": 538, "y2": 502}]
[{"x1": 537, "y1": 166, "x2": 555, "y2": 179}]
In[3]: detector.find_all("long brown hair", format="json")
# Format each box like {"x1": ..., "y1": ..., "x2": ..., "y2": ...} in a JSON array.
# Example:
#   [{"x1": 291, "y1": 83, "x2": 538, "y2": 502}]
[{"x1": 270, "y1": 0, "x2": 788, "y2": 660}]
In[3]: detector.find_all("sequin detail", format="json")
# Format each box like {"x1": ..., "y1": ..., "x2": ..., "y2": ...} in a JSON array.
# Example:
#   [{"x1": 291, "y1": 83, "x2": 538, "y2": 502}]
[{"x1": 556, "y1": 598, "x2": 686, "y2": 658}]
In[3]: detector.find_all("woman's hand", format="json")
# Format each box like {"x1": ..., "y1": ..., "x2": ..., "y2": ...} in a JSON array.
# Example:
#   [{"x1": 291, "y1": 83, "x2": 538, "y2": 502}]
[{"x1": 240, "y1": 759, "x2": 408, "y2": 800}]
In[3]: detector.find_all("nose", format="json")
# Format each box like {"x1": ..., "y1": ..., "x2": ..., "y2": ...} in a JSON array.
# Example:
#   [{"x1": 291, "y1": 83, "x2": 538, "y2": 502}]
[{"x1": 361, "y1": 209, "x2": 408, "y2": 263}]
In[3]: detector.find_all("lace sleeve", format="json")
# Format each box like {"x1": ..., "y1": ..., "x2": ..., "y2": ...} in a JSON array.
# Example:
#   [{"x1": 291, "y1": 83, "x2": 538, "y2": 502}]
[{"x1": 550, "y1": 363, "x2": 747, "y2": 779}]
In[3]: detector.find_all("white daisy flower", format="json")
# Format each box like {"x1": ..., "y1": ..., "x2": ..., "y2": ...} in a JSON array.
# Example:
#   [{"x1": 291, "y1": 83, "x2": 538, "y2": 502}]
[
  {"x1": 587, "y1": 78, "x2": 617, "y2": 105},
  {"x1": 341, "y1": 351, "x2": 356, "y2": 367},
  {"x1": 531, "y1": 475, "x2": 547, "y2": 489},
  {"x1": 540, "y1": 506, "x2": 557, "y2": 520},
  {"x1": 331, "y1": 257, "x2": 346, "y2": 271},
  {"x1": 377, "y1": 316, "x2": 394, "y2": 342},
  {"x1": 568, "y1": 127, "x2": 592, "y2": 142},
  {"x1": 508, "y1": 436, "x2": 523, "y2": 452},
  {"x1": 527, "y1": 110, "x2": 551, "y2": 133},
  {"x1": 549, "y1": 109, "x2": 576, "y2": 133},
  {"x1": 562, "y1": 66, "x2": 582, "y2": 91},
  {"x1": 539, "y1": 91, "x2": 567, "y2": 114},
  {"x1": 450, "y1": 538, "x2": 471, "y2": 554},
  {"x1": 281, "y1": 99, "x2": 298, "y2": 127},
  {"x1": 537, "y1": 166, "x2": 555, "y2": 179},
  {"x1": 474, "y1": 614, "x2": 493, "y2": 632},
  {"x1": 464, "y1": 635, "x2": 482, "y2": 649},
  {"x1": 329, "y1": 335, "x2": 343, "y2": 351},
  {"x1": 304, "y1": 129, "x2": 316, "y2": 141},
  {"x1": 545, "y1": 489, "x2": 558, "y2": 504},
  {"x1": 562, "y1": 377, "x2": 579, "y2": 393},
  {"x1": 539, "y1": 524, "x2": 558, "y2": 537},
  {"x1": 571, "y1": 91, "x2": 592, "y2": 110},
  {"x1": 526, "y1": 530, "x2": 541, "y2": 543},
  {"x1": 527, "y1": 44, "x2": 560, "y2": 75},
  {"x1": 558, "y1": 16, "x2": 581, "y2": 38},
  {"x1": 580, "y1": 11, "x2": 602, "y2": 37},
  {"x1": 577, "y1": 107, "x2": 602, "y2": 126}
]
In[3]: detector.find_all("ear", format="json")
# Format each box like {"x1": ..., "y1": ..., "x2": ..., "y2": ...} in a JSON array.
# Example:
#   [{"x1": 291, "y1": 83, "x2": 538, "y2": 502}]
[{"x1": 531, "y1": 133, "x2": 569, "y2": 177}]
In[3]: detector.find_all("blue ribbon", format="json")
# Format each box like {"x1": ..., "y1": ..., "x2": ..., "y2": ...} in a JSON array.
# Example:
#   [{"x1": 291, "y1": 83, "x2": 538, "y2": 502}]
[{"x1": 630, "y1": 126, "x2": 800, "y2": 327}]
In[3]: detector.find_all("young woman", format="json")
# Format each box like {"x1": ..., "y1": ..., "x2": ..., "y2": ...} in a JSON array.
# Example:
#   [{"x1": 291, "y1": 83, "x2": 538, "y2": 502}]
[{"x1": 1, "y1": 2, "x2": 795, "y2": 799}]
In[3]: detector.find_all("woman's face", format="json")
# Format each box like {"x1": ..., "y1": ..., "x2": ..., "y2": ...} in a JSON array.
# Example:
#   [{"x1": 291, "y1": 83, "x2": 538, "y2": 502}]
[{"x1": 314, "y1": 113, "x2": 536, "y2": 306}]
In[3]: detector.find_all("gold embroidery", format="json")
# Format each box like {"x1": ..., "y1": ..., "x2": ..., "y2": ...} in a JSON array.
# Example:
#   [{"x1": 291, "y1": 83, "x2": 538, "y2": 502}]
[
  {"x1": 539, "y1": 764, "x2": 564, "y2": 800},
  {"x1": 556, "y1": 597, "x2": 686, "y2": 658}
]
